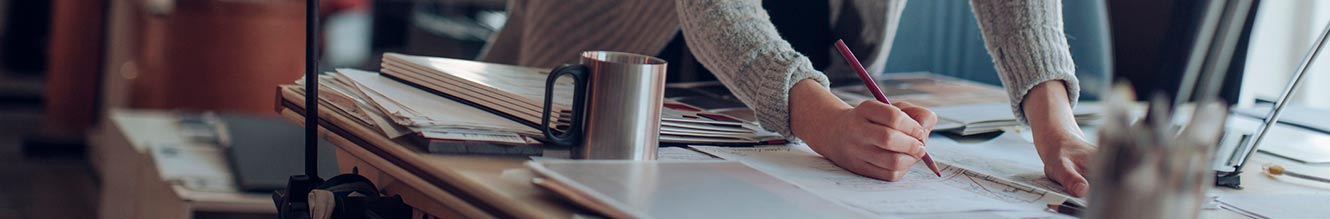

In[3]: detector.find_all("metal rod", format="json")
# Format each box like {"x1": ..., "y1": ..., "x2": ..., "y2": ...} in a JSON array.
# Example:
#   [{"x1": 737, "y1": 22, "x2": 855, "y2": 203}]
[
  {"x1": 1174, "y1": 0, "x2": 1230, "y2": 109},
  {"x1": 1195, "y1": 0, "x2": 1254, "y2": 106},
  {"x1": 1235, "y1": 17, "x2": 1330, "y2": 172},
  {"x1": 304, "y1": 0, "x2": 320, "y2": 178}
]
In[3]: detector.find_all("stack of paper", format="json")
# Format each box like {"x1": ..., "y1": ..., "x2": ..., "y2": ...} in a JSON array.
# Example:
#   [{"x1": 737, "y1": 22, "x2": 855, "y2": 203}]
[
  {"x1": 931, "y1": 103, "x2": 1102, "y2": 136},
  {"x1": 296, "y1": 69, "x2": 552, "y2": 156},
  {"x1": 378, "y1": 53, "x2": 785, "y2": 145}
]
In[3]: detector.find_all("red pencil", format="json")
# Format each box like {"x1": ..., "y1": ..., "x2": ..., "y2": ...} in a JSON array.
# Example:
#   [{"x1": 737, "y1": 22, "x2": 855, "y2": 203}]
[{"x1": 834, "y1": 39, "x2": 943, "y2": 177}]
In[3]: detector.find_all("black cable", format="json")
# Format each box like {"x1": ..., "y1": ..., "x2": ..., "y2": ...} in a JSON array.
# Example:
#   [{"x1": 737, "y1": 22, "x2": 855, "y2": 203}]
[{"x1": 305, "y1": 0, "x2": 320, "y2": 178}]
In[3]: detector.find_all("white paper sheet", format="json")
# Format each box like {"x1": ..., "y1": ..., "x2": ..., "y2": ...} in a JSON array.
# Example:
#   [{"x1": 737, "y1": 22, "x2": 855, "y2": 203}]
[
  {"x1": 924, "y1": 132, "x2": 1078, "y2": 198},
  {"x1": 1218, "y1": 194, "x2": 1330, "y2": 219},
  {"x1": 691, "y1": 145, "x2": 1070, "y2": 217},
  {"x1": 149, "y1": 143, "x2": 237, "y2": 193},
  {"x1": 528, "y1": 160, "x2": 875, "y2": 219},
  {"x1": 656, "y1": 147, "x2": 720, "y2": 161}
]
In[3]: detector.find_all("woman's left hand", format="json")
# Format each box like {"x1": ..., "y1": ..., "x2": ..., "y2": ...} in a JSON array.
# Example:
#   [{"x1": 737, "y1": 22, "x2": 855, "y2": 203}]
[
  {"x1": 1022, "y1": 80, "x2": 1097, "y2": 197},
  {"x1": 1035, "y1": 136, "x2": 1095, "y2": 197}
]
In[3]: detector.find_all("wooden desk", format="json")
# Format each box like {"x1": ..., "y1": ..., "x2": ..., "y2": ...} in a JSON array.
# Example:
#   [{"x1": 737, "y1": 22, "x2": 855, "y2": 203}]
[
  {"x1": 277, "y1": 87, "x2": 585, "y2": 218},
  {"x1": 89, "y1": 110, "x2": 274, "y2": 219},
  {"x1": 276, "y1": 86, "x2": 1330, "y2": 218}
]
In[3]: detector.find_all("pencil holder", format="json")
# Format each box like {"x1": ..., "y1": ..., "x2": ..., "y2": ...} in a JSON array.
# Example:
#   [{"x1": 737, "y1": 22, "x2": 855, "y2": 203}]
[{"x1": 1086, "y1": 84, "x2": 1227, "y2": 219}]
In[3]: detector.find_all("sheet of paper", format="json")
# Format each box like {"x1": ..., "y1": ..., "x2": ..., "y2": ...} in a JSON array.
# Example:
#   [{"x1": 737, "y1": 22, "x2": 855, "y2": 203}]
[
  {"x1": 528, "y1": 160, "x2": 875, "y2": 219},
  {"x1": 534, "y1": 147, "x2": 723, "y2": 161},
  {"x1": 656, "y1": 147, "x2": 720, "y2": 161},
  {"x1": 1218, "y1": 194, "x2": 1330, "y2": 219},
  {"x1": 149, "y1": 143, "x2": 238, "y2": 193},
  {"x1": 691, "y1": 145, "x2": 1065, "y2": 217},
  {"x1": 892, "y1": 211, "x2": 1074, "y2": 219},
  {"x1": 925, "y1": 132, "x2": 1075, "y2": 197}
]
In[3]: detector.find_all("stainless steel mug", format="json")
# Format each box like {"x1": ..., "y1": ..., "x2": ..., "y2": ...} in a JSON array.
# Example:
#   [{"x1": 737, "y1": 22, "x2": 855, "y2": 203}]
[{"x1": 540, "y1": 51, "x2": 667, "y2": 160}]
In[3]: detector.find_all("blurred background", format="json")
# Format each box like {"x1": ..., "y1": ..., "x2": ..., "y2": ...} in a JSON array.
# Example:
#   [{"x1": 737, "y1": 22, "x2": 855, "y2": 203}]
[{"x1": 0, "y1": 0, "x2": 1325, "y2": 218}]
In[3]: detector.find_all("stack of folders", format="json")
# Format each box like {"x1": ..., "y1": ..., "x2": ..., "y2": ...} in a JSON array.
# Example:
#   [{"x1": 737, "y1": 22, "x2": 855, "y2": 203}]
[
  {"x1": 296, "y1": 69, "x2": 557, "y2": 157},
  {"x1": 930, "y1": 103, "x2": 1103, "y2": 136},
  {"x1": 377, "y1": 53, "x2": 785, "y2": 146}
]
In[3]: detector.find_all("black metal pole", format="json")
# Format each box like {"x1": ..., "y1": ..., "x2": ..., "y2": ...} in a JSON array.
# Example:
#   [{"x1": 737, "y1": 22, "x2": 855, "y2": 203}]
[{"x1": 304, "y1": 0, "x2": 319, "y2": 178}]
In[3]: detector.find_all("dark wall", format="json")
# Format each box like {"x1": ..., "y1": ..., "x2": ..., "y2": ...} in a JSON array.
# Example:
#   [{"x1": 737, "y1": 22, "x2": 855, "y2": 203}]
[
  {"x1": 2, "y1": 0, "x2": 51, "y2": 74},
  {"x1": 885, "y1": 0, "x2": 1113, "y2": 100},
  {"x1": 1107, "y1": 0, "x2": 1255, "y2": 104}
]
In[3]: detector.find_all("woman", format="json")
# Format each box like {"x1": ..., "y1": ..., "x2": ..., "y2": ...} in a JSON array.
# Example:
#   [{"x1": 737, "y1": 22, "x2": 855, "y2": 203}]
[{"x1": 482, "y1": 0, "x2": 1096, "y2": 197}]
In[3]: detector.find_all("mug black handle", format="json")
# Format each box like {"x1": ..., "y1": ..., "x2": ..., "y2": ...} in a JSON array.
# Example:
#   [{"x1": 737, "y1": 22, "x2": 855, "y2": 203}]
[{"x1": 541, "y1": 64, "x2": 590, "y2": 148}]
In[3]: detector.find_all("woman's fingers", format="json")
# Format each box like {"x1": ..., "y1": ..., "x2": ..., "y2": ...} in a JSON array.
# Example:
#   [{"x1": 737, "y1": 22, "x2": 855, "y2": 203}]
[
  {"x1": 822, "y1": 101, "x2": 942, "y2": 182},
  {"x1": 861, "y1": 148, "x2": 921, "y2": 172},
  {"x1": 842, "y1": 134, "x2": 922, "y2": 182},
  {"x1": 856, "y1": 101, "x2": 929, "y2": 140},
  {"x1": 895, "y1": 101, "x2": 938, "y2": 131},
  {"x1": 1046, "y1": 158, "x2": 1090, "y2": 197},
  {"x1": 854, "y1": 160, "x2": 909, "y2": 181},
  {"x1": 861, "y1": 125, "x2": 925, "y2": 158},
  {"x1": 1068, "y1": 147, "x2": 1094, "y2": 175}
]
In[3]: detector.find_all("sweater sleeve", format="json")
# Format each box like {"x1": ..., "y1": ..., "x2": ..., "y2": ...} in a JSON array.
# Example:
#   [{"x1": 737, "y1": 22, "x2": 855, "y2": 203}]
[
  {"x1": 676, "y1": 0, "x2": 831, "y2": 138},
  {"x1": 970, "y1": 0, "x2": 1080, "y2": 124}
]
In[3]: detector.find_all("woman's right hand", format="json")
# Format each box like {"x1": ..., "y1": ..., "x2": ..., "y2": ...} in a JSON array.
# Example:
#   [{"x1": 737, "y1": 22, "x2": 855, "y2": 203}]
[
  {"x1": 790, "y1": 79, "x2": 938, "y2": 181},
  {"x1": 810, "y1": 101, "x2": 937, "y2": 181}
]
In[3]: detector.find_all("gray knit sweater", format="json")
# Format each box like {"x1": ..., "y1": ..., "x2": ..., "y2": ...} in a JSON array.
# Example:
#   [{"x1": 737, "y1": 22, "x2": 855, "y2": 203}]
[{"x1": 482, "y1": 0, "x2": 1080, "y2": 138}]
